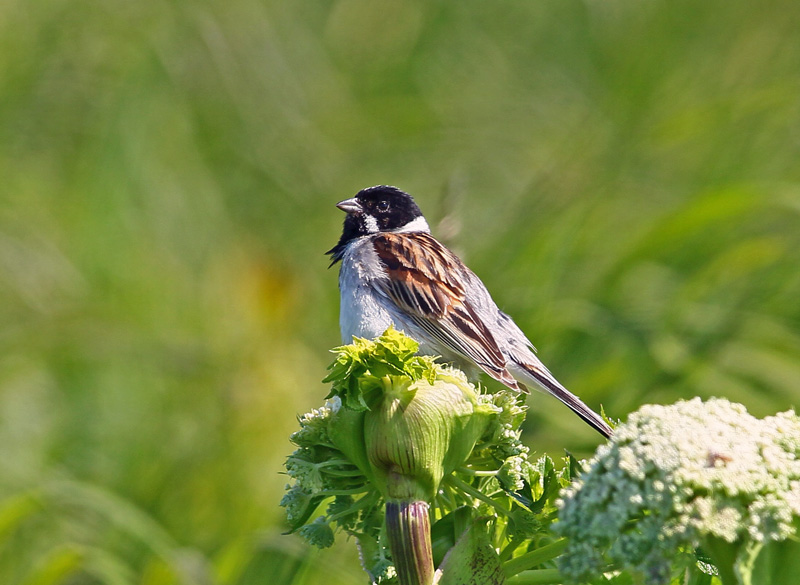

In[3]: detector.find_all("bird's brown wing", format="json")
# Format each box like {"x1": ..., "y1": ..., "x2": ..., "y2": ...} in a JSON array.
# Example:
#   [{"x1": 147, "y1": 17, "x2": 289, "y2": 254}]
[{"x1": 371, "y1": 232, "x2": 521, "y2": 391}]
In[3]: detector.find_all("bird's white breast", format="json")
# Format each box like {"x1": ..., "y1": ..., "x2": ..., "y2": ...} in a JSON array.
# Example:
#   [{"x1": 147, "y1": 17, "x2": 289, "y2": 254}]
[{"x1": 338, "y1": 237, "x2": 396, "y2": 343}]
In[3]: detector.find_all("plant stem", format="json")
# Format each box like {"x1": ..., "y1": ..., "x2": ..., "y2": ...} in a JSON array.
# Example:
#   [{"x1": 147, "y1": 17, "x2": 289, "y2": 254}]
[
  {"x1": 327, "y1": 491, "x2": 379, "y2": 523},
  {"x1": 503, "y1": 538, "x2": 568, "y2": 577},
  {"x1": 385, "y1": 500, "x2": 434, "y2": 585},
  {"x1": 498, "y1": 537, "x2": 523, "y2": 562},
  {"x1": 449, "y1": 475, "x2": 511, "y2": 516},
  {"x1": 505, "y1": 569, "x2": 564, "y2": 584},
  {"x1": 457, "y1": 466, "x2": 499, "y2": 477}
]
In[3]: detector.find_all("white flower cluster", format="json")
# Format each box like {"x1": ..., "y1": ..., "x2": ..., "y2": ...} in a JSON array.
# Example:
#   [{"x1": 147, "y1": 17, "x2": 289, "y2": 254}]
[
  {"x1": 289, "y1": 396, "x2": 341, "y2": 448},
  {"x1": 556, "y1": 397, "x2": 800, "y2": 584},
  {"x1": 476, "y1": 388, "x2": 532, "y2": 491}
]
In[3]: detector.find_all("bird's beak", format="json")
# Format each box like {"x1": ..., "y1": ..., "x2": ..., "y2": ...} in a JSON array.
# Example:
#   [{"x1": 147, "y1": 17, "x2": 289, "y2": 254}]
[{"x1": 336, "y1": 198, "x2": 362, "y2": 214}]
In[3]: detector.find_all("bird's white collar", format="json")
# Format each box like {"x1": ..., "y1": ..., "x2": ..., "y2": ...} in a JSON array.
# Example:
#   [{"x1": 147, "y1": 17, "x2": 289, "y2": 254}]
[{"x1": 393, "y1": 216, "x2": 431, "y2": 234}]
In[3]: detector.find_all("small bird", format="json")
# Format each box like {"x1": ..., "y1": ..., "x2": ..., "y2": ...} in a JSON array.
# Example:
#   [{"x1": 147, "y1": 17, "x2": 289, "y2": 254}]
[{"x1": 328, "y1": 185, "x2": 612, "y2": 438}]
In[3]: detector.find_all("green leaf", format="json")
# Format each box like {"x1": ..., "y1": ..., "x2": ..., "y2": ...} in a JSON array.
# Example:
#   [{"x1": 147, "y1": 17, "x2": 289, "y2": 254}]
[
  {"x1": 503, "y1": 539, "x2": 568, "y2": 577},
  {"x1": 563, "y1": 452, "x2": 584, "y2": 485},
  {"x1": 438, "y1": 518, "x2": 505, "y2": 585},
  {"x1": 701, "y1": 535, "x2": 741, "y2": 585},
  {"x1": 750, "y1": 528, "x2": 800, "y2": 585},
  {"x1": 431, "y1": 506, "x2": 474, "y2": 568},
  {"x1": 687, "y1": 562, "x2": 716, "y2": 585},
  {"x1": 298, "y1": 517, "x2": 335, "y2": 548},
  {"x1": 0, "y1": 491, "x2": 40, "y2": 542},
  {"x1": 505, "y1": 569, "x2": 565, "y2": 585},
  {"x1": 323, "y1": 327, "x2": 439, "y2": 412},
  {"x1": 21, "y1": 546, "x2": 84, "y2": 585},
  {"x1": 507, "y1": 509, "x2": 541, "y2": 541},
  {"x1": 530, "y1": 456, "x2": 558, "y2": 513},
  {"x1": 327, "y1": 405, "x2": 373, "y2": 485},
  {"x1": 280, "y1": 487, "x2": 326, "y2": 533}
]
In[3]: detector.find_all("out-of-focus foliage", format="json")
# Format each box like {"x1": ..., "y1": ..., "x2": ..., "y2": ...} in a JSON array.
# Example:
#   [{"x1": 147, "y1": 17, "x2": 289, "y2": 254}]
[{"x1": 1, "y1": 0, "x2": 799, "y2": 583}]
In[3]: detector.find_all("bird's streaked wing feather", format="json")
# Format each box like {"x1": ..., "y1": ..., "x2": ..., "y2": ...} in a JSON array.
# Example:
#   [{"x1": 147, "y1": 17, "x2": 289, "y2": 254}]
[{"x1": 372, "y1": 232, "x2": 521, "y2": 390}]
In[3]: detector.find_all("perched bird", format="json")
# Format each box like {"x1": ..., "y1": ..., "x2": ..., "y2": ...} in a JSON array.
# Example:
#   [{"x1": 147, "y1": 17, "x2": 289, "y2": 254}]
[{"x1": 327, "y1": 185, "x2": 612, "y2": 438}]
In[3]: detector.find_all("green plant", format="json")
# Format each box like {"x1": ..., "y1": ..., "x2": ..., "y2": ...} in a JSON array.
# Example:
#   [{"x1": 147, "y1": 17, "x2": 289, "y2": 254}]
[
  {"x1": 283, "y1": 333, "x2": 800, "y2": 585},
  {"x1": 281, "y1": 329, "x2": 579, "y2": 585},
  {"x1": 557, "y1": 398, "x2": 800, "y2": 585}
]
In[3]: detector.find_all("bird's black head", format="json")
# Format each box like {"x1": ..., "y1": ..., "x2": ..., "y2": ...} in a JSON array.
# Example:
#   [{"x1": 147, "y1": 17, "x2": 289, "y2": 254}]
[{"x1": 327, "y1": 185, "x2": 429, "y2": 264}]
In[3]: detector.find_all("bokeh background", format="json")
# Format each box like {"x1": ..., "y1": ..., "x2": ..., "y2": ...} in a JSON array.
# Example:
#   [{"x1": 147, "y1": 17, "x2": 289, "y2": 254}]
[{"x1": 2, "y1": 0, "x2": 800, "y2": 583}]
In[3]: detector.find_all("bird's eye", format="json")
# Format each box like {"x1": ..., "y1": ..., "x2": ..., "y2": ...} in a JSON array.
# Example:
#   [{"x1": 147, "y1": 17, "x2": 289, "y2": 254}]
[{"x1": 376, "y1": 200, "x2": 390, "y2": 212}]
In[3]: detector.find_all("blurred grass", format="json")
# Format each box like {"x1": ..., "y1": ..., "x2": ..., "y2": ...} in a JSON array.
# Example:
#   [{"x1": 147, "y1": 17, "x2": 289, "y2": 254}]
[{"x1": 1, "y1": 0, "x2": 799, "y2": 583}]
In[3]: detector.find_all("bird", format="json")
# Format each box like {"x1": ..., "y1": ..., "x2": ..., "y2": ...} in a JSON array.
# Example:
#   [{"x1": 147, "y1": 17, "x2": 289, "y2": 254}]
[{"x1": 327, "y1": 185, "x2": 612, "y2": 438}]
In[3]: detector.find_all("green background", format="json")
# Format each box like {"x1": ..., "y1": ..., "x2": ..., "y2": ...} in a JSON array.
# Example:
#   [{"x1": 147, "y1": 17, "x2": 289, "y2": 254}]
[{"x1": 2, "y1": 0, "x2": 799, "y2": 583}]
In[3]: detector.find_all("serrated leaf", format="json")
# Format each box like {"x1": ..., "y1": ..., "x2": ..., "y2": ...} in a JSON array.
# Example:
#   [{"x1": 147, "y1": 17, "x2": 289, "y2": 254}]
[
  {"x1": 530, "y1": 455, "x2": 559, "y2": 513},
  {"x1": 282, "y1": 492, "x2": 327, "y2": 533},
  {"x1": 563, "y1": 451, "x2": 584, "y2": 484}
]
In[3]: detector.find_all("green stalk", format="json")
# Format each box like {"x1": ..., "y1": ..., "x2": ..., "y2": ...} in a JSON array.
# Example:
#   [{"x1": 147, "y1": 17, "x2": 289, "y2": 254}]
[
  {"x1": 385, "y1": 500, "x2": 434, "y2": 585},
  {"x1": 505, "y1": 569, "x2": 564, "y2": 585},
  {"x1": 448, "y1": 475, "x2": 511, "y2": 516},
  {"x1": 503, "y1": 538, "x2": 568, "y2": 577}
]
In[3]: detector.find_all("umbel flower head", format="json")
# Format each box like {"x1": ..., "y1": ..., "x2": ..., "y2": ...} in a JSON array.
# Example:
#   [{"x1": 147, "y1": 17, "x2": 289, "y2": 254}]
[{"x1": 556, "y1": 397, "x2": 800, "y2": 585}]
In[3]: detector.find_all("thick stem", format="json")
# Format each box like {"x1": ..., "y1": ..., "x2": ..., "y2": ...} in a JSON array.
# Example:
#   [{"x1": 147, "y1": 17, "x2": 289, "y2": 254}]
[{"x1": 385, "y1": 500, "x2": 434, "y2": 585}]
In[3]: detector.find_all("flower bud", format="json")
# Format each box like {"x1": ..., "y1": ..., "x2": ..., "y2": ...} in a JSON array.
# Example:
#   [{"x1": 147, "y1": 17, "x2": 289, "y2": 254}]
[
  {"x1": 324, "y1": 328, "x2": 496, "y2": 503},
  {"x1": 322, "y1": 328, "x2": 498, "y2": 585},
  {"x1": 365, "y1": 369, "x2": 494, "y2": 501}
]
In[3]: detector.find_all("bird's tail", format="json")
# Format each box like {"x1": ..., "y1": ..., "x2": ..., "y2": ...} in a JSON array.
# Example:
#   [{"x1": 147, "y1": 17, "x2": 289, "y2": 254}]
[{"x1": 509, "y1": 360, "x2": 613, "y2": 438}]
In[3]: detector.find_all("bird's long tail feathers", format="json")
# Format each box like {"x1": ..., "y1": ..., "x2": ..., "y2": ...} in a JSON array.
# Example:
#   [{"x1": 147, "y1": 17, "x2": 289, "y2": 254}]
[{"x1": 510, "y1": 361, "x2": 613, "y2": 439}]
